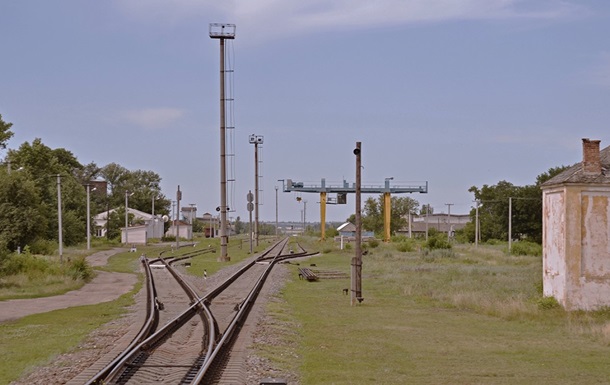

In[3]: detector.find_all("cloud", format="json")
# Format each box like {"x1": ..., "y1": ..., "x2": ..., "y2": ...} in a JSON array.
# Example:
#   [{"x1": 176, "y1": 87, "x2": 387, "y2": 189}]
[
  {"x1": 113, "y1": 0, "x2": 585, "y2": 40},
  {"x1": 124, "y1": 107, "x2": 185, "y2": 130}
]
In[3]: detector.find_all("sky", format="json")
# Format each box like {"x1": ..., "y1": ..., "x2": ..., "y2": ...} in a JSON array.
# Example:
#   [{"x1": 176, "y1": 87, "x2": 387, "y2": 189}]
[{"x1": 2, "y1": 0, "x2": 610, "y2": 223}]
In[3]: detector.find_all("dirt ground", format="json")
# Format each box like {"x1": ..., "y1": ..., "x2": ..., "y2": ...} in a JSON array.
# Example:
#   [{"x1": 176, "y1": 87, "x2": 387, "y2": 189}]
[{"x1": 0, "y1": 248, "x2": 138, "y2": 323}]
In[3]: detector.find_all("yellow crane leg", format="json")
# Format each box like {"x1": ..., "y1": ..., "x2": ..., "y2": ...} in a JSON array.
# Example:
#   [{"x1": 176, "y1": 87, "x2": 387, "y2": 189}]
[
  {"x1": 320, "y1": 192, "x2": 327, "y2": 240},
  {"x1": 384, "y1": 192, "x2": 391, "y2": 242}
]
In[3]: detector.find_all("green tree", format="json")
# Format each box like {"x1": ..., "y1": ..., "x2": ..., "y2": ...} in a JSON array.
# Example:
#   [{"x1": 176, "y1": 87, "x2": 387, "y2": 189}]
[
  {"x1": 192, "y1": 218, "x2": 204, "y2": 233},
  {"x1": 234, "y1": 216, "x2": 245, "y2": 234},
  {"x1": 99, "y1": 163, "x2": 170, "y2": 217},
  {"x1": 7, "y1": 139, "x2": 87, "y2": 246},
  {"x1": 0, "y1": 171, "x2": 46, "y2": 251},
  {"x1": 0, "y1": 114, "x2": 14, "y2": 152},
  {"x1": 467, "y1": 166, "x2": 570, "y2": 244},
  {"x1": 356, "y1": 195, "x2": 419, "y2": 236}
]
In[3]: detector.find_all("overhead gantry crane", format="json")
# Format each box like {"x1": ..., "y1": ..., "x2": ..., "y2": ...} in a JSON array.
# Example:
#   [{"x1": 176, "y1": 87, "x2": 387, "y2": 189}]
[{"x1": 280, "y1": 178, "x2": 428, "y2": 241}]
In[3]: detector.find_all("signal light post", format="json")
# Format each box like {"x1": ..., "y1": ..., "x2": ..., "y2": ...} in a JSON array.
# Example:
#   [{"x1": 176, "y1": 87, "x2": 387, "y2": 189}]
[
  {"x1": 249, "y1": 134, "x2": 263, "y2": 247},
  {"x1": 352, "y1": 142, "x2": 363, "y2": 306},
  {"x1": 210, "y1": 23, "x2": 235, "y2": 261}
]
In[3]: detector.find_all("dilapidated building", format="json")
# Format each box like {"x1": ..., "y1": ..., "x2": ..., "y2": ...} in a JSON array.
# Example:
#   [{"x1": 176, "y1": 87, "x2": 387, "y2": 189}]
[{"x1": 541, "y1": 138, "x2": 610, "y2": 310}]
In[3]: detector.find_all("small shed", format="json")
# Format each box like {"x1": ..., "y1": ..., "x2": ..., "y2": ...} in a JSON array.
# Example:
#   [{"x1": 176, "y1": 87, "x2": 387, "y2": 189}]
[
  {"x1": 166, "y1": 220, "x2": 193, "y2": 240},
  {"x1": 541, "y1": 138, "x2": 610, "y2": 310}
]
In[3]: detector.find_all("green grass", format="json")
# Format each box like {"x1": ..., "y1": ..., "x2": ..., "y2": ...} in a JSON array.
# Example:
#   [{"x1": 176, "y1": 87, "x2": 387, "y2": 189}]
[
  {"x1": 0, "y1": 273, "x2": 86, "y2": 300},
  {"x1": 257, "y1": 238, "x2": 610, "y2": 384},
  {"x1": 0, "y1": 284, "x2": 140, "y2": 384}
]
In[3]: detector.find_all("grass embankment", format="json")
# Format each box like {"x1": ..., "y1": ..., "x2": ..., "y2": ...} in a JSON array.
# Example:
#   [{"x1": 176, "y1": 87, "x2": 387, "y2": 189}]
[
  {"x1": 258, "y1": 238, "x2": 610, "y2": 384},
  {"x1": 0, "y1": 245, "x2": 105, "y2": 301}
]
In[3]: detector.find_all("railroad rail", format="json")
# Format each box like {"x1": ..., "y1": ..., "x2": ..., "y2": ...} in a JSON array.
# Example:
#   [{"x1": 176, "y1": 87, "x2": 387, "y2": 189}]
[{"x1": 85, "y1": 237, "x2": 311, "y2": 384}]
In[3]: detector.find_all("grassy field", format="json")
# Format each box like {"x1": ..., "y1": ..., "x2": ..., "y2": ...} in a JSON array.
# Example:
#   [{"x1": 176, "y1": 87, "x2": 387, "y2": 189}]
[
  {"x1": 256, "y1": 237, "x2": 610, "y2": 384},
  {"x1": 4, "y1": 235, "x2": 610, "y2": 384}
]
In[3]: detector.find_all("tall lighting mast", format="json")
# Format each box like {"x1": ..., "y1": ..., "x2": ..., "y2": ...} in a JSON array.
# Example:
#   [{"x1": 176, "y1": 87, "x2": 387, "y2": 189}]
[{"x1": 210, "y1": 23, "x2": 235, "y2": 261}]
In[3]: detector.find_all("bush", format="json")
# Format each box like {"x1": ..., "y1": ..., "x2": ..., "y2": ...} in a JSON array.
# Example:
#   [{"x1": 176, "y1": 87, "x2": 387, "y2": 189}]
[
  {"x1": 368, "y1": 239, "x2": 380, "y2": 248},
  {"x1": 396, "y1": 239, "x2": 416, "y2": 253},
  {"x1": 65, "y1": 257, "x2": 94, "y2": 281},
  {"x1": 425, "y1": 236, "x2": 452, "y2": 250},
  {"x1": 537, "y1": 296, "x2": 561, "y2": 310},
  {"x1": 0, "y1": 249, "x2": 54, "y2": 277},
  {"x1": 420, "y1": 248, "x2": 456, "y2": 261},
  {"x1": 510, "y1": 241, "x2": 542, "y2": 256},
  {"x1": 29, "y1": 239, "x2": 57, "y2": 255}
]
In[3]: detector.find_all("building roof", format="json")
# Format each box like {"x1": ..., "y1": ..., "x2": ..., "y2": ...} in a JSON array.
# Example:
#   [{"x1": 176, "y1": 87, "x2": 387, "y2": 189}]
[
  {"x1": 337, "y1": 222, "x2": 355, "y2": 232},
  {"x1": 94, "y1": 207, "x2": 153, "y2": 221},
  {"x1": 542, "y1": 144, "x2": 610, "y2": 187}
]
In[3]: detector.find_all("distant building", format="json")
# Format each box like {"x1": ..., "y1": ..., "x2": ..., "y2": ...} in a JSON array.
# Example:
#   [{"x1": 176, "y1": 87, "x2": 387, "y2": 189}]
[
  {"x1": 181, "y1": 206, "x2": 197, "y2": 225},
  {"x1": 398, "y1": 213, "x2": 470, "y2": 238},
  {"x1": 94, "y1": 207, "x2": 164, "y2": 244},
  {"x1": 336, "y1": 222, "x2": 375, "y2": 241},
  {"x1": 166, "y1": 220, "x2": 193, "y2": 240},
  {"x1": 541, "y1": 138, "x2": 610, "y2": 310}
]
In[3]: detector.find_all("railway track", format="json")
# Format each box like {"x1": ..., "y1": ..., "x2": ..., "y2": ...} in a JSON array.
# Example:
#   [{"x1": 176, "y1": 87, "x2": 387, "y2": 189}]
[{"x1": 83, "y1": 238, "x2": 310, "y2": 384}]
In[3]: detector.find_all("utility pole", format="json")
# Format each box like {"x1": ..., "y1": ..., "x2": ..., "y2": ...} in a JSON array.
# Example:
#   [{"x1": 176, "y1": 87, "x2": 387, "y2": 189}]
[
  {"x1": 176, "y1": 185, "x2": 181, "y2": 250},
  {"x1": 425, "y1": 204, "x2": 430, "y2": 241},
  {"x1": 189, "y1": 203, "x2": 196, "y2": 241},
  {"x1": 445, "y1": 203, "x2": 454, "y2": 241},
  {"x1": 56, "y1": 175, "x2": 63, "y2": 263},
  {"x1": 125, "y1": 191, "x2": 133, "y2": 246},
  {"x1": 275, "y1": 186, "x2": 279, "y2": 237},
  {"x1": 508, "y1": 197, "x2": 512, "y2": 254},
  {"x1": 475, "y1": 200, "x2": 480, "y2": 247},
  {"x1": 352, "y1": 142, "x2": 363, "y2": 306},
  {"x1": 247, "y1": 190, "x2": 254, "y2": 253},
  {"x1": 210, "y1": 23, "x2": 235, "y2": 262},
  {"x1": 86, "y1": 184, "x2": 95, "y2": 250},
  {"x1": 303, "y1": 200, "x2": 307, "y2": 234}
]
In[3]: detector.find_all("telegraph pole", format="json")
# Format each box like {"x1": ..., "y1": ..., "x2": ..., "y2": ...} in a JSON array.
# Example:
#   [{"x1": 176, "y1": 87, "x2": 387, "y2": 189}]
[
  {"x1": 445, "y1": 203, "x2": 453, "y2": 241},
  {"x1": 247, "y1": 190, "x2": 254, "y2": 253},
  {"x1": 352, "y1": 142, "x2": 363, "y2": 306},
  {"x1": 508, "y1": 197, "x2": 512, "y2": 253},
  {"x1": 475, "y1": 200, "x2": 480, "y2": 247},
  {"x1": 176, "y1": 185, "x2": 181, "y2": 250},
  {"x1": 275, "y1": 186, "x2": 279, "y2": 237},
  {"x1": 56, "y1": 175, "x2": 63, "y2": 263}
]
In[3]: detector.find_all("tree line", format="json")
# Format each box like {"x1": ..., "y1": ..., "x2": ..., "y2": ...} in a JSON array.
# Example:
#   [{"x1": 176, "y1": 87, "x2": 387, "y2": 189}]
[
  {"x1": 347, "y1": 166, "x2": 568, "y2": 244},
  {"x1": 0, "y1": 114, "x2": 171, "y2": 255}
]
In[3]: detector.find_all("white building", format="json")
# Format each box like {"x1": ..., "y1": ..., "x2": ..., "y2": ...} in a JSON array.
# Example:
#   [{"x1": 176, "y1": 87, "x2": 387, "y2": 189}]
[
  {"x1": 166, "y1": 220, "x2": 193, "y2": 240},
  {"x1": 542, "y1": 138, "x2": 610, "y2": 310},
  {"x1": 94, "y1": 207, "x2": 165, "y2": 244}
]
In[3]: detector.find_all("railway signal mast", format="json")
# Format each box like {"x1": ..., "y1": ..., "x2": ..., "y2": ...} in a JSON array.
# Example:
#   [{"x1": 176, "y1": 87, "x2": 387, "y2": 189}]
[
  {"x1": 210, "y1": 23, "x2": 235, "y2": 261},
  {"x1": 249, "y1": 134, "x2": 263, "y2": 247}
]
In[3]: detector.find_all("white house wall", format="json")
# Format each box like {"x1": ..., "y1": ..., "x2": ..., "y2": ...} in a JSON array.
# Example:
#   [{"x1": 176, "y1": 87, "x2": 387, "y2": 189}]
[
  {"x1": 542, "y1": 188, "x2": 566, "y2": 303},
  {"x1": 544, "y1": 185, "x2": 610, "y2": 310},
  {"x1": 121, "y1": 227, "x2": 147, "y2": 245},
  {"x1": 575, "y1": 190, "x2": 610, "y2": 310}
]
